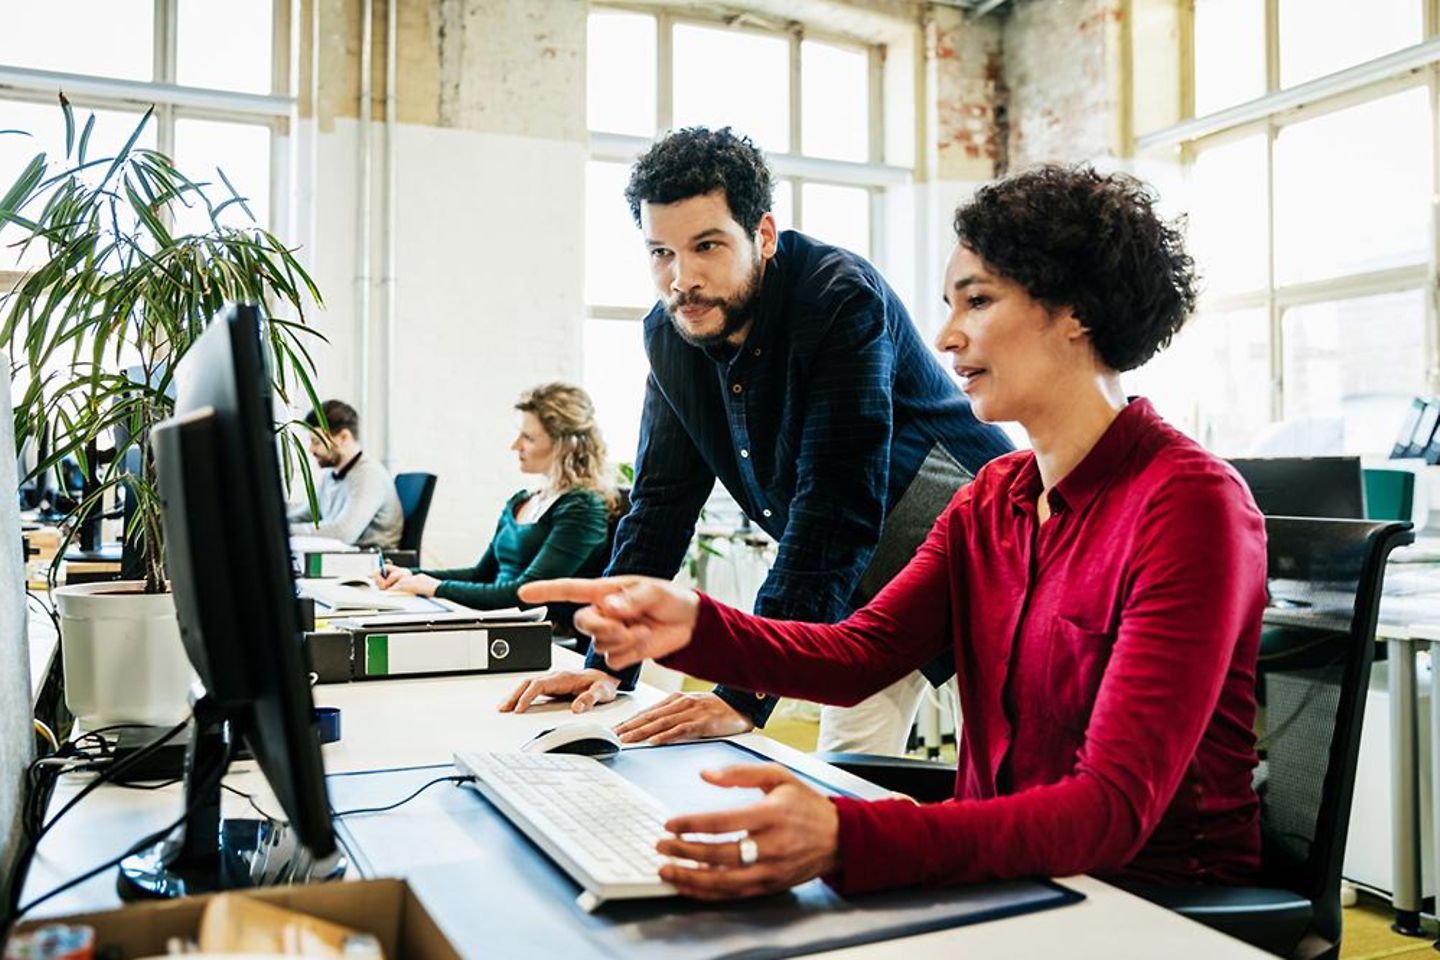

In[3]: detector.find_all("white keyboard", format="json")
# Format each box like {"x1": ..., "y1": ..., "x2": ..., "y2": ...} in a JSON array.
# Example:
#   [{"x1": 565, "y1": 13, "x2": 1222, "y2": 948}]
[{"x1": 454, "y1": 751, "x2": 677, "y2": 910}]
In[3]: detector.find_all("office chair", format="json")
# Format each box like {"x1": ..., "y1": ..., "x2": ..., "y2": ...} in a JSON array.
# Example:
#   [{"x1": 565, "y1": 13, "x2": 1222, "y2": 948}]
[
  {"x1": 394, "y1": 472, "x2": 437, "y2": 555},
  {"x1": 822, "y1": 516, "x2": 1414, "y2": 960},
  {"x1": 1361, "y1": 468, "x2": 1414, "y2": 523}
]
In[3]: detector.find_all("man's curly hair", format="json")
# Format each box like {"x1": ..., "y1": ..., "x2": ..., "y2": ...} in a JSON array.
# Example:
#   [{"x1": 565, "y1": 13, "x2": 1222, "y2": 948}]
[
  {"x1": 952, "y1": 165, "x2": 1198, "y2": 372},
  {"x1": 625, "y1": 127, "x2": 773, "y2": 233}
]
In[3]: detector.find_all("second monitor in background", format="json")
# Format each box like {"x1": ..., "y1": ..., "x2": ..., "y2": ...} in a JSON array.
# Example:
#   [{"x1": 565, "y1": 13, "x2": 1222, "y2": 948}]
[{"x1": 1229, "y1": 456, "x2": 1366, "y2": 520}]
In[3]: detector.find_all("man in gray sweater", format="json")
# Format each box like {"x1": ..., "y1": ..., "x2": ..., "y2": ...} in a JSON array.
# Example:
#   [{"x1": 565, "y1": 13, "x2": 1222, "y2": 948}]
[{"x1": 288, "y1": 399, "x2": 404, "y2": 550}]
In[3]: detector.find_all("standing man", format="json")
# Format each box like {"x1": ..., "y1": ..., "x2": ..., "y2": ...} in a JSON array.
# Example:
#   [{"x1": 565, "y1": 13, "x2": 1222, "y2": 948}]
[
  {"x1": 502, "y1": 127, "x2": 1012, "y2": 753},
  {"x1": 289, "y1": 399, "x2": 404, "y2": 550}
]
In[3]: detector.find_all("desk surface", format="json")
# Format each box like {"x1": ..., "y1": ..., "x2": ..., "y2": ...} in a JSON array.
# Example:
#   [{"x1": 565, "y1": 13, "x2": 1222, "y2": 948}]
[{"x1": 20, "y1": 648, "x2": 1270, "y2": 958}]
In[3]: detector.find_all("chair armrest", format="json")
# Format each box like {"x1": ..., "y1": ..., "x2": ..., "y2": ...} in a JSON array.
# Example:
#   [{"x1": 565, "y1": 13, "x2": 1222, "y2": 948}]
[
  {"x1": 814, "y1": 752, "x2": 955, "y2": 803},
  {"x1": 1126, "y1": 882, "x2": 1314, "y2": 958}
]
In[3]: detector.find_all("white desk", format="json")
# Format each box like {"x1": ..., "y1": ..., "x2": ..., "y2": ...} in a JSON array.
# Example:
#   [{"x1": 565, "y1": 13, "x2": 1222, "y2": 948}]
[{"x1": 18, "y1": 648, "x2": 1267, "y2": 958}]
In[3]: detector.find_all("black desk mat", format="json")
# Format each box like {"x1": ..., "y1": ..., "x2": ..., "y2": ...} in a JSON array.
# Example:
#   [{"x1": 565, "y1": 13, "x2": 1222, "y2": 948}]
[{"x1": 328, "y1": 742, "x2": 1082, "y2": 959}]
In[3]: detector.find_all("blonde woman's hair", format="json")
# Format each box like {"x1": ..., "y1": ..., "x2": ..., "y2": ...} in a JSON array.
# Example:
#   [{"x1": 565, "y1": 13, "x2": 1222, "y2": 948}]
[{"x1": 515, "y1": 382, "x2": 619, "y2": 515}]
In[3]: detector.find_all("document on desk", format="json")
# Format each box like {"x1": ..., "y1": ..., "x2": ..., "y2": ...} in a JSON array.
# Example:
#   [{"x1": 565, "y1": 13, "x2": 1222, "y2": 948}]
[
  {"x1": 327, "y1": 604, "x2": 547, "y2": 630},
  {"x1": 297, "y1": 579, "x2": 452, "y2": 615},
  {"x1": 330, "y1": 745, "x2": 1083, "y2": 960}
]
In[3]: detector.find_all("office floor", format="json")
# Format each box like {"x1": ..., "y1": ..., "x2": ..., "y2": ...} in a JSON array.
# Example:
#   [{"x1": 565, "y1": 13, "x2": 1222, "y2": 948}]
[{"x1": 733, "y1": 685, "x2": 1440, "y2": 959}]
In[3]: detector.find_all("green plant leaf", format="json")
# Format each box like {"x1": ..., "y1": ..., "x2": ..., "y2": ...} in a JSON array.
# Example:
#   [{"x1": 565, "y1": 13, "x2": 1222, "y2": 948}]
[
  {"x1": 98, "y1": 106, "x2": 154, "y2": 193},
  {"x1": 77, "y1": 113, "x2": 96, "y2": 164},
  {"x1": 61, "y1": 94, "x2": 75, "y2": 158},
  {"x1": 0, "y1": 154, "x2": 47, "y2": 222}
]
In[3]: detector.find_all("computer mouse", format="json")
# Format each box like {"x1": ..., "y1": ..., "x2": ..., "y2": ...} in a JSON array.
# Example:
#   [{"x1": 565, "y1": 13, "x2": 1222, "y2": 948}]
[
  {"x1": 521, "y1": 721, "x2": 623, "y2": 760},
  {"x1": 338, "y1": 577, "x2": 373, "y2": 588}
]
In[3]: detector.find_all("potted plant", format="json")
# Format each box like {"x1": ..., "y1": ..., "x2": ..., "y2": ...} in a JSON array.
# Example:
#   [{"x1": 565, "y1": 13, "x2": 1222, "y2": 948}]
[{"x1": 1, "y1": 96, "x2": 326, "y2": 724}]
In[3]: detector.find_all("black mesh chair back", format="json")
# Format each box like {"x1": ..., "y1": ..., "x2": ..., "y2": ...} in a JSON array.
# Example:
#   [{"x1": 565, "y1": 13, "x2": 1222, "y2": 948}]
[
  {"x1": 1251, "y1": 516, "x2": 1413, "y2": 953},
  {"x1": 394, "y1": 472, "x2": 437, "y2": 554}
]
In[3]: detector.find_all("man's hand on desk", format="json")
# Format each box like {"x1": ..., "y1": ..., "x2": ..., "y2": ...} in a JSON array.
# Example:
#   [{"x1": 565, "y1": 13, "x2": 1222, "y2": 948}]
[
  {"x1": 614, "y1": 691, "x2": 753, "y2": 744},
  {"x1": 517, "y1": 576, "x2": 699, "y2": 669},
  {"x1": 499, "y1": 668, "x2": 622, "y2": 714},
  {"x1": 657, "y1": 764, "x2": 841, "y2": 900}
]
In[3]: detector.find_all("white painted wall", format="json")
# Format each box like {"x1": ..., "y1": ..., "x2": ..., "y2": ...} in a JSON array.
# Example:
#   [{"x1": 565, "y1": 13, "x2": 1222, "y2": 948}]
[{"x1": 291, "y1": 118, "x2": 586, "y2": 569}]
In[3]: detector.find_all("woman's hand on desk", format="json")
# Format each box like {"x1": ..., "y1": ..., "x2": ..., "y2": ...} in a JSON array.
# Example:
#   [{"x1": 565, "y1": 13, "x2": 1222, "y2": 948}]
[
  {"x1": 657, "y1": 764, "x2": 841, "y2": 900},
  {"x1": 386, "y1": 572, "x2": 440, "y2": 597},
  {"x1": 518, "y1": 576, "x2": 700, "y2": 669},
  {"x1": 373, "y1": 564, "x2": 410, "y2": 589}
]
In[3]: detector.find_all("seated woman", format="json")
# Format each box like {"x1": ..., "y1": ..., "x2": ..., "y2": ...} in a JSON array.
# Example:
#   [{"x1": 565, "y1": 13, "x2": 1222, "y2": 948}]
[
  {"x1": 377, "y1": 383, "x2": 616, "y2": 610},
  {"x1": 518, "y1": 166, "x2": 1267, "y2": 900}
]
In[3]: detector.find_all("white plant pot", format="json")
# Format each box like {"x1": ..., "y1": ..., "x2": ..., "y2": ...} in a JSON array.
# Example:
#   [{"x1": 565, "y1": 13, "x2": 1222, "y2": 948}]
[{"x1": 57, "y1": 581, "x2": 196, "y2": 726}]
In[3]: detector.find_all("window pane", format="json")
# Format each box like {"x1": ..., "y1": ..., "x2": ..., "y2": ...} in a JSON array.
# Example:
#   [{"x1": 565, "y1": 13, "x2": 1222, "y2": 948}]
[
  {"x1": 583, "y1": 318, "x2": 651, "y2": 465},
  {"x1": 587, "y1": 12, "x2": 656, "y2": 137},
  {"x1": 1274, "y1": 87, "x2": 1430, "y2": 284},
  {"x1": 176, "y1": 0, "x2": 274, "y2": 94},
  {"x1": 0, "y1": 1, "x2": 154, "y2": 80},
  {"x1": 1281, "y1": 290, "x2": 1427, "y2": 454},
  {"x1": 771, "y1": 180, "x2": 794, "y2": 232},
  {"x1": 1188, "y1": 133, "x2": 1267, "y2": 296},
  {"x1": 801, "y1": 40, "x2": 868, "y2": 161},
  {"x1": 171, "y1": 119, "x2": 272, "y2": 233},
  {"x1": 585, "y1": 161, "x2": 653, "y2": 308},
  {"x1": 1194, "y1": 0, "x2": 1265, "y2": 115},
  {"x1": 800, "y1": 183, "x2": 870, "y2": 260},
  {"x1": 0, "y1": 101, "x2": 156, "y2": 270},
  {"x1": 1280, "y1": 0, "x2": 1422, "y2": 88},
  {"x1": 1126, "y1": 308, "x2": 1270, "y2": 455},
  {"x1": 673, "y1": 25, "x2": 789, "y2": 153}
]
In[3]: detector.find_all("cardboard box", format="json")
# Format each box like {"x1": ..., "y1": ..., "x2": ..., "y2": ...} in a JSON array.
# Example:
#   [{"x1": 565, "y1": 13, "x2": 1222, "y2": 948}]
[{"x1": 10, "y1": 879, "x2": 461, "y2": 959}]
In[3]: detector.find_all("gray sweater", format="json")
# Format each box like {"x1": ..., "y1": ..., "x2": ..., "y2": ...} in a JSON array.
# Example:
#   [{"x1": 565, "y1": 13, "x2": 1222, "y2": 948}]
[{"x1": 288, "y1": 451, "x2": 404, "y2": 549}]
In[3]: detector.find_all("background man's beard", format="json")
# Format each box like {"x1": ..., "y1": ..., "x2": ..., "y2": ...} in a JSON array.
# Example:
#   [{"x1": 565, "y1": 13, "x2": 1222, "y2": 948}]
[{"x1": 666, "y1": 258, "x2": 762, "y2": 348}]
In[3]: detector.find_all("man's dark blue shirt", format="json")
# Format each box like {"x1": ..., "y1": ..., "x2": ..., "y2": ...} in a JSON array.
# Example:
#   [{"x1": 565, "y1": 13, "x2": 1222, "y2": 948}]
[{"x1": 587, "y1": 231, "x2": 1013, "y2": 723}]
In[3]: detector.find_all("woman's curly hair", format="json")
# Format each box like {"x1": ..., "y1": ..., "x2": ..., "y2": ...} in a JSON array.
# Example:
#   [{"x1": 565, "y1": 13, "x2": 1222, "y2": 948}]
[
  {"x1": 952, "y1": 165, "x2": 1198, "y2": 372},
  {"x1": 625, "y1": 126, "x2": 773, "y2": 233}
]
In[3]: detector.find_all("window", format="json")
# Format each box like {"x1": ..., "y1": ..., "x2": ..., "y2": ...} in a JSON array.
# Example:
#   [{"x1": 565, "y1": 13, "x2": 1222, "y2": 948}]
[
  {"x1": 1278, "y1": 0, "x2": 1423, "y2": 88},
  {"x1": 1130, "y1": 5, "x2": 1437, "y2": 455},
  {"x1": 1273, "y1": 87, "x2": 1431, "y2": 284},
  {"x1": 1193, "y1": 0, "x2": 1265, "y2": 115},
  {"x1": 0, "y1": 0, "x2": 285, "y2": 276},
  {"x1": 582, "y1": 8, "x2": 890, "y2": 463}
]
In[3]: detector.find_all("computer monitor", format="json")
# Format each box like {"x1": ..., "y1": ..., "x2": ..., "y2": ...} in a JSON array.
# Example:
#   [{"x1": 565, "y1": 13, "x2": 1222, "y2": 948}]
[
  {"x1": 1229, "y1": 456, "x2": 1367, "y2": 520},
  {"x1": 118, "y1": 303, "x2": 342, "y2": 899}
]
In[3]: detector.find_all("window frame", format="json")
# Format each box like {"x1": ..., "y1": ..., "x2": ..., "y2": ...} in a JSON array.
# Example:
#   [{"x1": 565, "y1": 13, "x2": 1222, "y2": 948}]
[
  {"x1": 1143, "y1": 0, "x2": 1440, "y2": 436},
  {"x1": 0, "y1": 0, "x2": 291, "y2": 293},
  {"x1": 584, "y1": 4, "x2": 903, "y2": 325}
]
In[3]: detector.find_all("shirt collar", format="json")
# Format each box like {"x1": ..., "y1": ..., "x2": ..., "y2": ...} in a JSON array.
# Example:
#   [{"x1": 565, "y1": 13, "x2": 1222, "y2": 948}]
[
  {"x1": 334, "y1": 449, "x2": 364, "y2": 480},
  {"x1": 1007, "y1": 398, "x2": 1159, "y2": 516}
]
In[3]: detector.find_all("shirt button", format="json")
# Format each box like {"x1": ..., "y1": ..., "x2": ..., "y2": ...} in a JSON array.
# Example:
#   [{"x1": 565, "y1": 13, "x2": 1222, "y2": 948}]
[
  {"x1": 740, "y1": 449, "x2": 749, "y2": 458},
  {"x1": 731, "y1": 382, "x2": 743, "y2": 395},
  {"x1": 752, "y1": 347, "x2": 762, "y2": 357},
  {"x1": 762, "y1": 509, "x2": 772, "y2": 518}
]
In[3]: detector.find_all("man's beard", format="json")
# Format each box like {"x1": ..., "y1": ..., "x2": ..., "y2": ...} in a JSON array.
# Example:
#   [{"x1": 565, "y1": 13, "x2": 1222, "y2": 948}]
[
  {"x1": 315, "y1": 449, "x2": 341, "y2": 469},
  {"x1": 665, "y1": 254, "x2": 762, "y2": 348}
]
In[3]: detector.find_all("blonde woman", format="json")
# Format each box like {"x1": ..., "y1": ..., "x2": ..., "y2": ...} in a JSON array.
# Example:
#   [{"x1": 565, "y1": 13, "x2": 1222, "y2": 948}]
[{"x1": 376, "y1": 383, "x2": 617, "y2": 610}]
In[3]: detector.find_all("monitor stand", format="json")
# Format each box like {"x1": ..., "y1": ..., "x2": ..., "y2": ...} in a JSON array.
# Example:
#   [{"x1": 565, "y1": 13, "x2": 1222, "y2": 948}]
[{"x1": 116, "y1": 695, "x2": 345, "y2": 900}]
